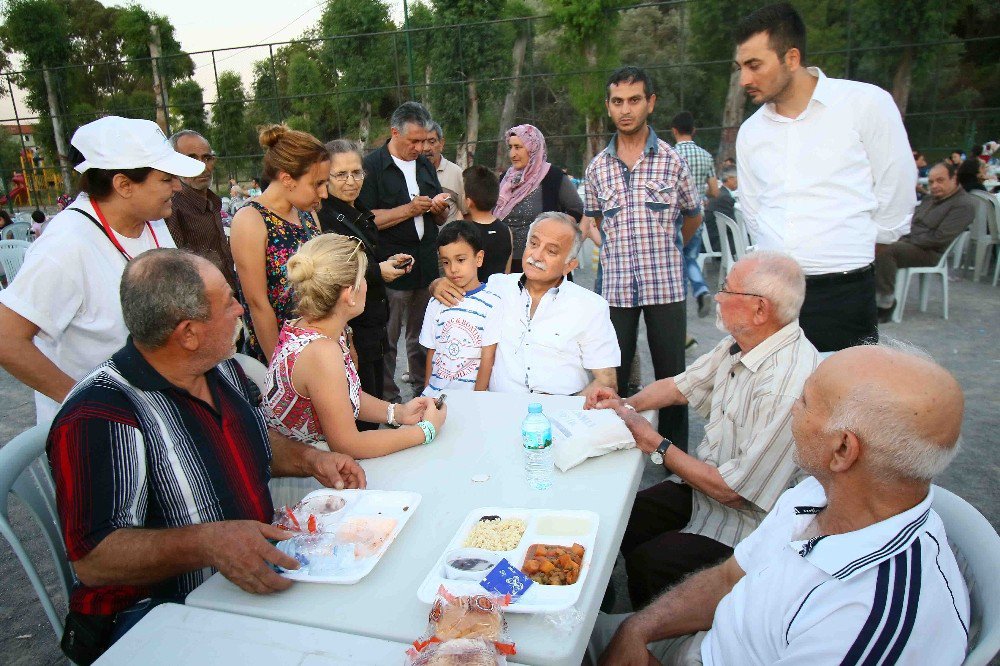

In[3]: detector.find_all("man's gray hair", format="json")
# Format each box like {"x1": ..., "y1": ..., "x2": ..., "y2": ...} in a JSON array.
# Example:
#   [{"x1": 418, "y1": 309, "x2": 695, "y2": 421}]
[
  {"x1": 426, "y1": 120, "x2": 443, "y2": 140},
  {"x1": 120, "y1": 248, "x2": 210, "y2": 348},
  {"x1": 738, "y1": 250, "x2": 805, "y2": 325},
  {"x1": 528, "y1": 212, "x2": 583, "y2": 260},
  {"x1": 390, "y1": 101, "x2": 432, "y2": 134},
  {"x1": 826, "y1": 340, "x2": 960, "y2": 482},
  {"x1": 168, "y1": 129, "x2": 208, "y2": 150},
  {"x1": 720, "y1": 166, "x2": 737, "y2": 181}
]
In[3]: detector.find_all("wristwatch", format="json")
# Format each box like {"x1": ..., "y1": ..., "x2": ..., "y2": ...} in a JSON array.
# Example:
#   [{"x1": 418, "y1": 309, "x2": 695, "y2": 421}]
[{"x1": 650, "y1": 438, "x2": 673, "y2": 465}]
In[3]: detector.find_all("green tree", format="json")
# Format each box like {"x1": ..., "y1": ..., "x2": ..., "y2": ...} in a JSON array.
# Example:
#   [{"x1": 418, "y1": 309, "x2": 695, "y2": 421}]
[
  {"x1": 211, "y1": 71, "x2": 255, "y2": 181},
  {"x1": 170, "y1": 79, "x2": 209, "y2": 135},
  {"x1": 285, "y1": 50, "x2": 336, "y2": 140}
]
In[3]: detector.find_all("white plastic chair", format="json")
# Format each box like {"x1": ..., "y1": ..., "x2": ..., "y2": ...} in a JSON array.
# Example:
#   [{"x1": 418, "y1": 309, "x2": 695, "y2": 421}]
[
  {"x1": 696, "y1": 223, "x2": 721, "y2": 273},
  {"x1": 0, "y1": 424, "x2": 74, "y2": 640},
  {"x1": 931, "y1": 485, "x2": 1000, "y2": 666},
  {"x1": 1, "y1": 222, "x2": 33, "y2": 242},
  {"x1": 966, "y1": 191, "x2": 998, "y2": 283},
  {"x1": 0, "y1": 239, "x2": 31, "y2": 284},
  {"x1": 891, "y1": 231, "x2": 969, "y2": 323},
  {"x1": 234, "y1": 352, "x2": 266, "y2": 394},
  {"x1": 714, "y1": 212, "x2": 748, "y2": 288}
]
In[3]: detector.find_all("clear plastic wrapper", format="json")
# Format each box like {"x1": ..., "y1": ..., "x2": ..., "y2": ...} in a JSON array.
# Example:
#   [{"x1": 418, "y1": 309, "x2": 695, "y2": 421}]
[
  {"x1": 275, "y1": 533, "x2": 357, "y2": 576},
  {"x1": 405, "y1": 638, "x2": 507, "y2": 665},
  {"x1": 272, "y1": 494, "x2": 348, "y2": 534},
  {"x1": 411, "y1": 586, "x2": 516, "y2": 657}
]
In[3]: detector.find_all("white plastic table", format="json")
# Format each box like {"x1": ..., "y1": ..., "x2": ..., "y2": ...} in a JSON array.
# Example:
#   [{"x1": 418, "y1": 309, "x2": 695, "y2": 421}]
[
  {"x1": 187, "y1": 391, "x2": 644, "y2": 666},
  {"x1": 95, "y1": 603, "x2": 412, "y2": 664}
]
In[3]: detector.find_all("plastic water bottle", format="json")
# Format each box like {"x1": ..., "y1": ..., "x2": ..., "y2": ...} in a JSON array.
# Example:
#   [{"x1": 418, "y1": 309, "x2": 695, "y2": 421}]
[{"x1": 522, "y1": 403, "x2": 553, "y2": 490}]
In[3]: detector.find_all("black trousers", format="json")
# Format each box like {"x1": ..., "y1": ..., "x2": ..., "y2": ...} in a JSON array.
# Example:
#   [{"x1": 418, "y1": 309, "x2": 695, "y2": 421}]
[
  {"x1": 609, "y1": 301, "x2": 688, "y2": 452},
  {"x1": 621, "y1": 481, "x2": 733, "y2": 609},
  {"x1": 355, "y1": 344, "x2": 385, "y2": 432},
  {"x1": 799, "y1": 267, "x2": 878, "y2": 353}
]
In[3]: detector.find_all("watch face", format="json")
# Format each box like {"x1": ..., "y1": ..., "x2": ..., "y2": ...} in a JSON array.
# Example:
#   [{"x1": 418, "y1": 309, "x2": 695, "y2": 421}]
[{"x1": 650, "y1": 451, "x2": 664, "y2": 465}]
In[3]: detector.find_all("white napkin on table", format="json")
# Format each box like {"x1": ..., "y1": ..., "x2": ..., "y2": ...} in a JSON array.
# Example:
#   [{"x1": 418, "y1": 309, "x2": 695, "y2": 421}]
[{"x1": 550, "y1": 409, "x2": 636, "y2": 472}]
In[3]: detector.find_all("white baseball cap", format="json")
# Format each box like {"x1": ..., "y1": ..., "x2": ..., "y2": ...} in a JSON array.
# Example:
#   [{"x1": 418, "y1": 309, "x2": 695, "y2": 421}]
[{"x1": 71, "y1": 116, "x2": 205, "y2": 177}]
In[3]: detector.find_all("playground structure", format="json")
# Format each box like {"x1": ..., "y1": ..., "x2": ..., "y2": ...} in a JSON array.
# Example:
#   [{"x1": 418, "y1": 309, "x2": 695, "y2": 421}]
[{"x1": 0, "y1": 151, "x2": 64, "y2": 210}]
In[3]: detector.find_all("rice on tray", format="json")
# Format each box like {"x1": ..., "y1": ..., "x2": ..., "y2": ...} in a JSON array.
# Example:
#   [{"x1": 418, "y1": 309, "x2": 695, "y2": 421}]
[{"x1": 463, "y1": 517, "x2": 527, "y2": 551}]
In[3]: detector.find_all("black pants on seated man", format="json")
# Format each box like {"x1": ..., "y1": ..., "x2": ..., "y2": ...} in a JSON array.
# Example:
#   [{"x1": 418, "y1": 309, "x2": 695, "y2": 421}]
[{"x1": 622, "y1": 481, "x2": 733, "y2": 609}]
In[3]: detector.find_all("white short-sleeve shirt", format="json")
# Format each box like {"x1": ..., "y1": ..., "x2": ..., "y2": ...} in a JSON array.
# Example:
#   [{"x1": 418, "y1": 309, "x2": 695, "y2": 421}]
[
  {"x1": 418, "y1": 284, "x2": 501, "y2": 398},
  {"x1": 701, "y1": 477, "x2": 970, "y2": 665},
  {"x1": 391, "y1": 154, "x2": 425, "y2": 239},
  {"x1": 486, "y1": 273, "x2": 621, "y2": 395},
  {"x1": 0, "y1": 193, "x2": 176, "y2": 424}
]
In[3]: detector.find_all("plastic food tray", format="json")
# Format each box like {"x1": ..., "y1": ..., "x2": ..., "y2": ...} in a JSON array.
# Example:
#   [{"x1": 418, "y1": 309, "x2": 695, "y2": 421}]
[
  {"x1": 416, "y1": 507, "x2": 599, "y2": 613},
  {"x1": 279, "y1": 488, "x2": 421, "y2": 585}
]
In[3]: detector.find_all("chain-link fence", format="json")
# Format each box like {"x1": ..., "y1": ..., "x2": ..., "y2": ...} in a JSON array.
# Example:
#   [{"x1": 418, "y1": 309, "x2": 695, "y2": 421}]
[{"x1": 1, "y1": 0, "x2": 997, "y2": 210}]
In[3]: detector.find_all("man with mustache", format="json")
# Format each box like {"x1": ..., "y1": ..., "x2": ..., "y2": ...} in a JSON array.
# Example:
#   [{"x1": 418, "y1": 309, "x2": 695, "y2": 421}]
[
  {"x1": 432, "y1": 212, "x2": 620, "y2": 397},
  {"x1": 585, "y1": 251, "x2": 819, "y2": 609},
  {"x1": 165, "y1": 130, "x2": 239, "y2": 294},
  {"x1": 734, "y1": 3, "x2": 916, "y2": 353}
]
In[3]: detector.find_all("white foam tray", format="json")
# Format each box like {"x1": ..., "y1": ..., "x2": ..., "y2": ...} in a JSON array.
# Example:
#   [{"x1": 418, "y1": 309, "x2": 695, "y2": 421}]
[
  {"x1": 278, "y1": 488, "x2": 421, "y2": 585},
  {"x1": 416, "y1": 507, "x2": 599, "y2": 613}
]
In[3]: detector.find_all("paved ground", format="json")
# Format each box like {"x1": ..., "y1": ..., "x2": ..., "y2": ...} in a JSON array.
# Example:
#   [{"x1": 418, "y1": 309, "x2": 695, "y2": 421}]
[{"x1": 0, "y1": 244, "x2": 996, "y2": 664}]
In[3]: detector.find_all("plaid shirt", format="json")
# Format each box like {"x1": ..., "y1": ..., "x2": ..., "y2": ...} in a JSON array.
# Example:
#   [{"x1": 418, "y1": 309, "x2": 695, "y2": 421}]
[
  {"x1": 47, "y1": 339, "x2": 273, "y2": 615},
  {"x1": 672, "y1": 140, "x2": 717, "y2": 200},
  {"x1": 585, "y1": 128, "x2": 701, "y2": 307}
]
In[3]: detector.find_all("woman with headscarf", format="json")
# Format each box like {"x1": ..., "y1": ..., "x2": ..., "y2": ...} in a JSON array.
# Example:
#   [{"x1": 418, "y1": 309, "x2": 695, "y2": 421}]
[{"x1": 493, "y1": 124, "x2": 583, "y2": 272}]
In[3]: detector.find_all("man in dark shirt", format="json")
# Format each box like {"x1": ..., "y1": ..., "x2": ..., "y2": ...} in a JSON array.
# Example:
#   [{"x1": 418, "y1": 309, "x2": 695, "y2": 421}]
[
  {"x1": 358, "y1": 102, "x2": 450, "y2": 402},
  {"x1": 48, "y1": 248, "x2": 365, "y2": 663},
  {"x1": 874, "y1": 161, "x2": 976, "y2": 321},
  {"x1": 165, "y1": 130, "x2": 238, "y2": 293},
  {"x1": 705, "y1": 166, "x2": 738, "y2": 252}
]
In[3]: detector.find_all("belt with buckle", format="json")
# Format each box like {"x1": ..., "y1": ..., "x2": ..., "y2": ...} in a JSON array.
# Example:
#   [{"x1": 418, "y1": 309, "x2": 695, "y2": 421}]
[{"x1": 805, "y1": 263, "x2": 874, "y2": 286}]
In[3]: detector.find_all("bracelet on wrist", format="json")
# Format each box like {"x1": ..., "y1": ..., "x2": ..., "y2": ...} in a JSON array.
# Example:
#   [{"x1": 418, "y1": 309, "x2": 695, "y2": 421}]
[
  {"x1": 387, "y1": 403, "x2": 400, "y2": 428},
  {"x1": 416, "y1": 420, "x2": 436, "y2": 445}
]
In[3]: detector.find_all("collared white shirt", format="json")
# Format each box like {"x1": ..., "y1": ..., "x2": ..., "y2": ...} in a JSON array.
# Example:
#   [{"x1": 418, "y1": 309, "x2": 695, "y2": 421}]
[
  {"x1": 736, "y1": 68, "x2": 917, "y2": 275},
  {"x1": 701, "y1": 477, "x2": 970, "y2": 665},
  {"x1": 673, "y1": 320, "x2": 820, "y2": 547},
  {"x1": 486, "y1": 272, "x2": 620, "y2": 395}
]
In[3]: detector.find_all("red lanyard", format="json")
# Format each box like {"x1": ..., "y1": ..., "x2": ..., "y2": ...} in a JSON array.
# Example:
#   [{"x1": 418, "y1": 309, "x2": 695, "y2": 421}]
[{"x1": 90, "y1": 199, "x2": 160, "y2": 261}]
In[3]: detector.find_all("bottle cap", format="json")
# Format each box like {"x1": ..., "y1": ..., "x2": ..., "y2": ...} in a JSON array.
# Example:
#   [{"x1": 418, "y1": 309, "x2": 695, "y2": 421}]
[{"x1": 528, "y1": 403, "x2": 542, "y2": 413}]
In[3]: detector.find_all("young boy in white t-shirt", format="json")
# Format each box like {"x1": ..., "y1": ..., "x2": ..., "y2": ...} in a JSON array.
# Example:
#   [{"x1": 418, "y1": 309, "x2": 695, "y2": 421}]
[{"x1": 419, "y1": 221, "x2": 501, "y2": 398}]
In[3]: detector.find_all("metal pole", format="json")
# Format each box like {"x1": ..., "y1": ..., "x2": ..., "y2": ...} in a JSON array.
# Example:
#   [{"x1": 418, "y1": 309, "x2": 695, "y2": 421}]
[
  {"x1": 402, "y1": 0, "x2": 416, "y2": 98},
  {"x1": 7, "y1": 74, "x2": 35, "y2": 210}
]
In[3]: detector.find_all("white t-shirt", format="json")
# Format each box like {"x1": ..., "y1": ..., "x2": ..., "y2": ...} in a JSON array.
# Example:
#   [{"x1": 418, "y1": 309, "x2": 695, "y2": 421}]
[
  {"x1": 418, "y1": 284, "x2": 501, "y2": 398},
  {"x1": 391, "y1": 154, "x2": 425, "y2": 239},
  {"x1": 0, "y1": 193, "x2": 176, "y2": 424},
  {"x1": 701, "y1": 477, "x2": 969, "y2": 665}
]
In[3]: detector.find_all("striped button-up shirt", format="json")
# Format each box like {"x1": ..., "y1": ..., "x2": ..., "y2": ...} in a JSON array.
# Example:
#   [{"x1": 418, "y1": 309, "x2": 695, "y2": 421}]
[
  {"x1": 47, "y1": 340, "x2": 274, "y2": 615},
  {"x1": 673, "y1": 320, "x2": 820, "y2": 548},
  {"x1": 166, "y1": 184, "x2": 238, "y2": 293},
  {"x1": 584, "y1": 128, "x2": 701, "y2": 307},
  {"x1": 672, "y1": 140, "x2": 717, "y2": 200}
]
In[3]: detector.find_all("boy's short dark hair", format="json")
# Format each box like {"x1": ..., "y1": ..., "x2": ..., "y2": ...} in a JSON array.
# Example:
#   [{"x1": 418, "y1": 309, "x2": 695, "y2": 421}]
[
  {"x1": 670, "y1": 111, "x2": 696, "y2": 136},
  {"x1": 437, "y1": 220, "x2": 483, "y2": 254},
  {"x1": 606, "y1": 66, "x2": 653, "y2": 99},
  {"x1": 31, "y1": 209, "x2": 45, "y2": 223},
  {"x1": 733, "y1": 2, "x2": 807, "y2": 62},
  {"x1": 462, "y1": 165, "x2": 499, "y2": 211}
]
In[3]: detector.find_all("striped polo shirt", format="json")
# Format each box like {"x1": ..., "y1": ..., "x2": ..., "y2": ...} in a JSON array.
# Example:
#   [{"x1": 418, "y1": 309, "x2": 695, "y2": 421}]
[
  {"x1": 673, "y1": 320, "x2": 820, "y2": 547},
  {"x1": 702, "y1": 477, "x2": 970, "y2": 665},
  {"x1": 47, "y1": 339, "x2": 274, "y2": 615}
]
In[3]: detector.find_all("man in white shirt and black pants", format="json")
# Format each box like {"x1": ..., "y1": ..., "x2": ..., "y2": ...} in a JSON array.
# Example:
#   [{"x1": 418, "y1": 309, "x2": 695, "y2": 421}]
[{"x1": 733, "y1": 3, "x2": 916, "y2": 352}]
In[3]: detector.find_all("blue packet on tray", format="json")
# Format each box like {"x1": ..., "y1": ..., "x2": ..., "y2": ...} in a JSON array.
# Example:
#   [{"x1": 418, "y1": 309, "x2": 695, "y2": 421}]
[{"x1": 479, "y1": 558, "x2": 533, "y2": 600}]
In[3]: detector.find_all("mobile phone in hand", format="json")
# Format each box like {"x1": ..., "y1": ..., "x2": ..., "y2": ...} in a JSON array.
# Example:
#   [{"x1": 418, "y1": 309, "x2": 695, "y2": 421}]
[
  {"x1": 395, "y1": 257, "x2": 414, "y2": 269},
  {"x1": 435, "y1": 393, "x2": 447, "y2": 409}
]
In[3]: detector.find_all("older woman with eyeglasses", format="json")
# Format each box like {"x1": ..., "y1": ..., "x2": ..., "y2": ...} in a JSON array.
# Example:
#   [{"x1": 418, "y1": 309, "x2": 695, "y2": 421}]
[{"x1": 315, "y1": 140, "x2": 414, "y2": 410}]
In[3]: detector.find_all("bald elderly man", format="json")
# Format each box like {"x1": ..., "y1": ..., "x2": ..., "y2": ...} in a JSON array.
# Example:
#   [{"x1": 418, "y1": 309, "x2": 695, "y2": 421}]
[{"x1": 590, "y1": 344, "x2": 970, "y2": 665}]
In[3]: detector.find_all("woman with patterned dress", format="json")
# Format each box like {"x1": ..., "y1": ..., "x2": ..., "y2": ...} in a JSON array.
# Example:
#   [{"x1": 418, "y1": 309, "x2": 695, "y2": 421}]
[
  {"x1": 493, "y1": 124, "x2": 583, "y2": 272},
  {"x1": 230, "y1": 124, "x2": 330, "y2": 363},
  {"x1": 262, "y1": 235, "x2": 447, "y2": 505}
]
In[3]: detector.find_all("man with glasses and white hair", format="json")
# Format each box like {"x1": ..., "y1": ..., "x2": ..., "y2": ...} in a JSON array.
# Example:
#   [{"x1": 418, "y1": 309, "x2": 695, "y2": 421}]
[
  {"x1": 433, "y1": 211, "x2": 620, "y2": 397},
  {"x1": 165, "y1": 129, "x2": 239, "y2": 293},
  {"x1": 587, "y1": 250, "x2": 820, "y2": 609},
  {"x1": 359, "y1": 101, "x2": 451, "y2": 402},
  {"x1": 589, "y1": 342, "x2": 968, "y2": 666}
]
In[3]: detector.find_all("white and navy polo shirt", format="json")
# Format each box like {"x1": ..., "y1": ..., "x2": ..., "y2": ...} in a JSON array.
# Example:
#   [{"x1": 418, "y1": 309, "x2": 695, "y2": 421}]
[{"x1": 702, "y1": 477, "x2": 970, "y2": 665}]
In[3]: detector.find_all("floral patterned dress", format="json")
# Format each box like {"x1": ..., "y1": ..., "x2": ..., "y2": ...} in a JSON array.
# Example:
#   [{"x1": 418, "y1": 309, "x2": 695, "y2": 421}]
[{"x1": 239, "y1": 201, "x2": 320, "y2": 362}]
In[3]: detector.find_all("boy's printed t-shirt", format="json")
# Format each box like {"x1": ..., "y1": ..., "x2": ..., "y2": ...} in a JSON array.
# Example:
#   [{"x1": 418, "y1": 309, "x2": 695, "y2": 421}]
[{"x1": 419, "y1": 284, "x2": 502, "y2": 397}]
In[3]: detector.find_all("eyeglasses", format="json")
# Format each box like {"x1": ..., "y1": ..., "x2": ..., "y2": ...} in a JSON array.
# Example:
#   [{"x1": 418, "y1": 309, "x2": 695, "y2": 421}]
[
  {"x1": 186, "y1": 153, "x2": 217, "y2": 164},
  {"x1": 330, "y1": 170, "x2": 365, "y2": 183},
  {"x1": 718, "y1": 280, "x2": 765, "y2": 299},
  {"x1": 346, "y1": 236, "x2": 365, "y2": 262}
]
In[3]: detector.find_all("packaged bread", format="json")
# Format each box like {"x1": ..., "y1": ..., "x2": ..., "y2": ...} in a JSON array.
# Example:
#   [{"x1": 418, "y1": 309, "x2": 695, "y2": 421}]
[
  {"x1": 406, "y1": 638, "x2": 506, "y2": 665},
  {"x1": 411, "y1": 586, "x2": 515, "y2": 657}
]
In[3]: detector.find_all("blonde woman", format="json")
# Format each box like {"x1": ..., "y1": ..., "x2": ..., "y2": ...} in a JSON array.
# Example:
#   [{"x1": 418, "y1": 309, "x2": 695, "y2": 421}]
[
  {"x1": 231, "y1": 124, "x2": 330, "y2": 363},
  {"x1": 264, "y1": 234, "x2": 446, "y2": 476}
]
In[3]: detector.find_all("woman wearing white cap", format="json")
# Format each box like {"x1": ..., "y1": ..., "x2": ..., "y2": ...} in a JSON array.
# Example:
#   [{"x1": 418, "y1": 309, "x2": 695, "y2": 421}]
[{"x1": 0, "y1": 115, "x2": 204, "y2": 424}]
